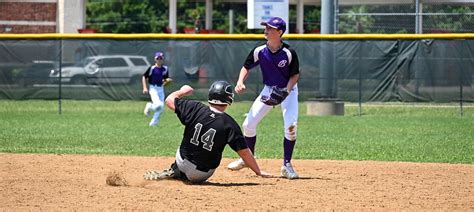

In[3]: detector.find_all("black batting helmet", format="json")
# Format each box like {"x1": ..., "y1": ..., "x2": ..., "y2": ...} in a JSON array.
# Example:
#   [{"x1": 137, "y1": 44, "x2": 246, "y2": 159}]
[{"x1": 208, "y1": 81, "x2": 234, "y2": 105}]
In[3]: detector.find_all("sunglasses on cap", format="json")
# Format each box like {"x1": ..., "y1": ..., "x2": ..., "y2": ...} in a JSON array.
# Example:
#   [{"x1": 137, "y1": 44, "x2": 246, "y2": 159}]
[{"x1": 155, "y1": 57, "x2": 164, "y2": 60}]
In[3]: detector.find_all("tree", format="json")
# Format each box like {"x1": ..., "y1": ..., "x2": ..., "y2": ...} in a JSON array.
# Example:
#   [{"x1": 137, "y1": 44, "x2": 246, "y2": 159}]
[
  {"x1": 86, "y1": 1, "x2": 472, "y2": 34},
  {"x1": 86, "y1": 0, "x2": 167, "y2": 33},
  {"x1": 423, "y1": 5, "x2": 473, "y2": 33},
  {"x1": 338, "y1": 5, "x2": 375, "y2": 33}
]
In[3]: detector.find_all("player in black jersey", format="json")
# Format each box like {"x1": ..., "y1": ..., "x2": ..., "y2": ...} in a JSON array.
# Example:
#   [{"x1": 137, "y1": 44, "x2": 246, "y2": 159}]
[{"x1": 144, "y1": 81, "x2": 271, "y2": 183}]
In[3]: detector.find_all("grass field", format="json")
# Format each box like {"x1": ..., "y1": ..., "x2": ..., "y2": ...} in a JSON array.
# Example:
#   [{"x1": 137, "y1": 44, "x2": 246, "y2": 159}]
[{"x1": 1, "y1": 100, "x2": 473, "y2": 164}]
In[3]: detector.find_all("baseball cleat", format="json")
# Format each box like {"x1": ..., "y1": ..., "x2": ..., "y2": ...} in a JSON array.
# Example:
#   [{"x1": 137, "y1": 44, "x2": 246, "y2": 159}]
[
  {"x1": 281, "y1": 162, "x2": 299, "y2": 180},
  {"x1": 227, "y1": 158, "x2": 247, "y2": 170},
  {"x1": 143, "y1": 168, "x2": 175, "y2": 180},
  {"x1": 144, "y1": 102, "x2": 152, "y2": 117}
]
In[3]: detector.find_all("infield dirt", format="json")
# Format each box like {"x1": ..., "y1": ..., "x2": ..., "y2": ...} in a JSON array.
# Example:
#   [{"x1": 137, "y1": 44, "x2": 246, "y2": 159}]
[{"x1": 1, "y1": 153, "x2": 473, "y2": 210}]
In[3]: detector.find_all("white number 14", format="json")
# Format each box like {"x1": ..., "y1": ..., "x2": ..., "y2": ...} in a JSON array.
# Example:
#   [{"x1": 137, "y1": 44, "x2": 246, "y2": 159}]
[{"x1": 190, "y1": 123, "x2": 216, "y2": 151}]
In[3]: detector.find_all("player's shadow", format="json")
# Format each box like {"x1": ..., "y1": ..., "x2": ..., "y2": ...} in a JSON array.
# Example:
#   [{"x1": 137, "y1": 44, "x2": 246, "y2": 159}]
[
  {"x1": 191, "y1": 181, "x2": 265, "y2": 187},
  {"x1": 191, "y1": 176, "x2": 330, "y2": 186},
  {"x1": 296, "y1": 176, "x2": 331, "y2": 180}
]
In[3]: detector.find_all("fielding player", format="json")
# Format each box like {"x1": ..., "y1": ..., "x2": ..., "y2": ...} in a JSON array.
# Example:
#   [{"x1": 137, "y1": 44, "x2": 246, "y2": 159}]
[
  {"x1": 227, "y1": 17, "x2": 301, "y2": 179},
  {"x1": 144, "y1": 81, "x2": 271, "y2": 183},
  {"x1": 142, "y1": 52, "x2": 172, "y2": 126}
]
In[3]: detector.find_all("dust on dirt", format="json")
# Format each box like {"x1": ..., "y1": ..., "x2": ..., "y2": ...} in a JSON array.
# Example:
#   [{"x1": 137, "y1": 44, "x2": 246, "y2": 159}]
[
  {"x1": 1, "y1": 153, "x2": 473, "y2": 210},
  {"x1": 106, "y1": 170, "x2": 128, "y2": 186}
]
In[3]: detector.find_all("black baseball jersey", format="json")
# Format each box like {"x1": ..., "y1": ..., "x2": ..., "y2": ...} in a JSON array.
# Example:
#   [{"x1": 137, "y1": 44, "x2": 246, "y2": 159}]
[{"x1": 174, "y1": 98, "x2": 248, "y2": 171}]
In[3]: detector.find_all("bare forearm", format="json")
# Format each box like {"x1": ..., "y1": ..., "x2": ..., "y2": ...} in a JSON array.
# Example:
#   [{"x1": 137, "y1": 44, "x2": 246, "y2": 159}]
[
  {"x1": 237, "y1": 67, "x2": 249, "y2": 84},
  {"x1": 237, "y1": 148, "x2": 261, "y2": 176},
  {"x1": 286, "y1": 74, "x2": 300, "y2": 91},
  {"x1": 235, "y1": 67, "x2": 249, "y2": 94},
  {"x1": 165, "y1": 85, "x2": 193, "y2": 111},
  {"x1": 142, "y1": 76, "x2": 148, "y2": 91}
]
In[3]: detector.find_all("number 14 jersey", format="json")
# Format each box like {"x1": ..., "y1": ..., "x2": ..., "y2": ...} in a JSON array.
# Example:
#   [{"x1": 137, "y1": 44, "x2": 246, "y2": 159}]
[{"x1": 174, "y1": 98, "x2": 248, "y2": 171}]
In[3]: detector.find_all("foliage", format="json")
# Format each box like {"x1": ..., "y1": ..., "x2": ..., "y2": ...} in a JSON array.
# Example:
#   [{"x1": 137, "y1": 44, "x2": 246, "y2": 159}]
[
  {"x1": 304, "y1": 5, "x2": 321, "y2": 32},
  {"x1": 86, "y1": 0, "x2": 167, "y2": 33},
  {"x1": 85, "y1": 1, "x2": 472, "y2": 33},
  {"x1": 423, "y1": 5, "x2": 473, "y2": 32},
  {"x1": 338, "y1": 4, "x2": 473, "y2": 33},
  {"x1": 338, "y1": 5, "x2": 376, "y2": 33}
]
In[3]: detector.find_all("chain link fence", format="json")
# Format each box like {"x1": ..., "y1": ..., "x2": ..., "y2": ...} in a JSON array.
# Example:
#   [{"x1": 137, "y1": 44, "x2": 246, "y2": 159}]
[
  {"x1": 1, "y1": 0, "x2": 472, "y2": 34},
  {"x1": 337, "y1": 2, "x2": 473, "y2": 34}
]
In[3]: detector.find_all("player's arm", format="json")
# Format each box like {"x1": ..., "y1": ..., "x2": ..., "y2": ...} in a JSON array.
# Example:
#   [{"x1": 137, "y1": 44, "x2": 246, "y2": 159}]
[
  {"x1": 163, "y1": 66, "x2": 169, "y2": 80},
  {"x1": 237, "y1": 148, "x2": 272, "y2": 178},
  {"x1": 236, "y1": 47, "x2": 259, "y2": 94},
  {"x1": 142, "y1": 67, "x2": 150, "y2": 94},
  {"x1": 235, "y1": 66, "x2": 249, "y2": 94},
  {"x1": 286, "y1": 73, "x2": 299, "y2": 91},
  {"x1": 165, "y1": 85, "x2": 193, "y2": 111},
  {"x1": 286, "y1": 49, "x2": 300, "y2": 91},
  {"x1": 142, "y1": 76, "x2": 148, "y2": 94},
  {"x1": 161, "y1": 66, "x2": 172, "y2": 86}
]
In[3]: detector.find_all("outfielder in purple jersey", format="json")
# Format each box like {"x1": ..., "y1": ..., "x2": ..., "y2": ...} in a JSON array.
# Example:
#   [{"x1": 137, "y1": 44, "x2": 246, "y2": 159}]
[
  {"x1": 142, "y1": 52, "x2": 170, "y2": 126},
  {"x1": 143, "y1": 82, "x2": 272, "y2": 183},
  {"x1": 227, "y1": 17, "x2": 301, "y2": 179}
]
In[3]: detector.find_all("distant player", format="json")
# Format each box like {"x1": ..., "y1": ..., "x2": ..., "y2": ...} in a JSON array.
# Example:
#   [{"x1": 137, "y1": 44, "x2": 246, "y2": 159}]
[
  {"x1": 142, "y1": 52, "x2": 172, "y2": 126},
  {"x1": 227, "y1": 17, "x2": 301, "y2": 179},
  {"x1": 144, "y1": 81, "x2": 272, "y2": 183}
]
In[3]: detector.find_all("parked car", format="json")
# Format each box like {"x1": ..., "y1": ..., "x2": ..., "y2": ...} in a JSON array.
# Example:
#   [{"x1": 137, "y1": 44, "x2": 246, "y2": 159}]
[
  {"x1": 16, "y1": 61, "x2": 74, "y2": 87},
  {"x1": 49, "y1": 55, "x2": 150, "y2": 85}
]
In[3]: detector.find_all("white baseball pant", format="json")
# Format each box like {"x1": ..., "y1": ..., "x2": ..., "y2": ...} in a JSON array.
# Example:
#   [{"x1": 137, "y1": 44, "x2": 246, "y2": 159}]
[
  {"x1": 148, "y1": 84, "x2": 165, "y2": 126},
  {"x1": 242, "y1": 84, "x2": 299, "y2": 141}
]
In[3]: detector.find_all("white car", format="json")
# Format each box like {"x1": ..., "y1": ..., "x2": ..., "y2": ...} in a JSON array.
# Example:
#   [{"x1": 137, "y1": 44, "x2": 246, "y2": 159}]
[{"x1": 49, "y1": 55, "x2": 150, "y2": 85}]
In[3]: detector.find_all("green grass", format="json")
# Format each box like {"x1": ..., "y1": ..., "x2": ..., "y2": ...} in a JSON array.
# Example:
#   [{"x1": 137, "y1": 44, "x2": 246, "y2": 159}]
[{"x1": 1, "y1": 100, "x2": 473, "y2": 164}]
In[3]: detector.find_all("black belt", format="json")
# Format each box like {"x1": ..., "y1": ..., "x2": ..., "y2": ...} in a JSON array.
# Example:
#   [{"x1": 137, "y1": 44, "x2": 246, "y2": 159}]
[
  {"x1": 182, "y1": 155, "x2": 211, "y2": 172},
  {"x1": 196, "y1": 165, "x2": 211, "y2": 172}
]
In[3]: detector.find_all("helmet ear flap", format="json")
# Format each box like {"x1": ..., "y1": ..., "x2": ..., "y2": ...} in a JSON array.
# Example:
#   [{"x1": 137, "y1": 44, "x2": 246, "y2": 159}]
[
  {"x1": 208, "y1": 81, "x2": 234, "y2": 105},
  {"x1": 224, "y1": 84, "x2": 234, "y2": 105}
]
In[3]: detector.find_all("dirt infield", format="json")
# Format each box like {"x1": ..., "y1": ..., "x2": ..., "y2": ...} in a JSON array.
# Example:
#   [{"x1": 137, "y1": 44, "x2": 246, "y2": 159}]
[{"x1": 1, "y1": 153, "x2": 473, "y2": 210}]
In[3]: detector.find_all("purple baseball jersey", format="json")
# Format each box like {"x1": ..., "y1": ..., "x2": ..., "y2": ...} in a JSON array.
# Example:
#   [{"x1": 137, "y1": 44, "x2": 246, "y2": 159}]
[
  {"x1": 143, "y1": 65, "x2": 169, "y2": 86},
  {"x1": 243, "y1": 42, "x2": 300, "y2": 88}
]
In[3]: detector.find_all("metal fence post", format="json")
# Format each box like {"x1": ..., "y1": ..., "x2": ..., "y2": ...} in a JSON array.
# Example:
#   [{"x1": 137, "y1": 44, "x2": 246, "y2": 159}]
[
  {"x1": 358, "y1": 40, "x2": 363, "y2": 116},
  {"x1": 58, "y1": 39, "x2": 63, "y2": 115}
]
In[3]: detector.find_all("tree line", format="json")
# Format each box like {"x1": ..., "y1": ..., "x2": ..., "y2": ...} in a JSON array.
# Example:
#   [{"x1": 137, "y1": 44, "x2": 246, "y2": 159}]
[{"x1": 86, "y1": 1, "x2": 472, "y2": 34}]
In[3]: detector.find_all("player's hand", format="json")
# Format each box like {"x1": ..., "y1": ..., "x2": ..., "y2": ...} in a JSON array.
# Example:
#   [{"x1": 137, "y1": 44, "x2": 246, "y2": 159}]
[
  {"x1": 235, "y1": 83, "x2": 246, "y2": 94},
  {"x1": 162, "y1": 78, "x2": 172, "y2": 86},
  {"x1": 258, "y1": 171, "x2": 273, "y2": 178},
  {"x1": 180, "y1": 85, "x2": 193, "y2": 96},
  {"x1": 142, "y1": 89, "x2": 149, "y2": 94}
]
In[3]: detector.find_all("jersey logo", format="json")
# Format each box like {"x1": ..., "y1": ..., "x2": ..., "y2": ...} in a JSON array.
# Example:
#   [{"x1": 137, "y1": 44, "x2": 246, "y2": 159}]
[
  {"x1": 278, "y1": 60, "x2": 287, "y2": 67},
  {"x1": 210, "y1": 113, "x2": 215, "y2": 118}
]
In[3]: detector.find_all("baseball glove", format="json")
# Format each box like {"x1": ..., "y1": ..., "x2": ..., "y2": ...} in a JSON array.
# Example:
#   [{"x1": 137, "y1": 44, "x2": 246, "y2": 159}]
[
  {"x1": 261, "y1": 86, "x2": 289, "y2": 106},
  {"x1": 162, "y1": 78, "x2": 172, "y2": 86}
]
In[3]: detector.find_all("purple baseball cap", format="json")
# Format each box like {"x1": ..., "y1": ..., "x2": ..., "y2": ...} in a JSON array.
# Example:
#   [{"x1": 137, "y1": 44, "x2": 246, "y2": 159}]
[
  {"x1": 154, "y1": 52, "x2": 164, "y2": 59},
  {"x1": 260, "y1": 17, "x2": 286, "y2": 34}
]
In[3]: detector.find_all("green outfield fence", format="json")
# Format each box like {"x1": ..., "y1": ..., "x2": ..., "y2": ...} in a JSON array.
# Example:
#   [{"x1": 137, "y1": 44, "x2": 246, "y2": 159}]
[{"x1": 0, "y1": 33, "x2": 473, "y2": 114}]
